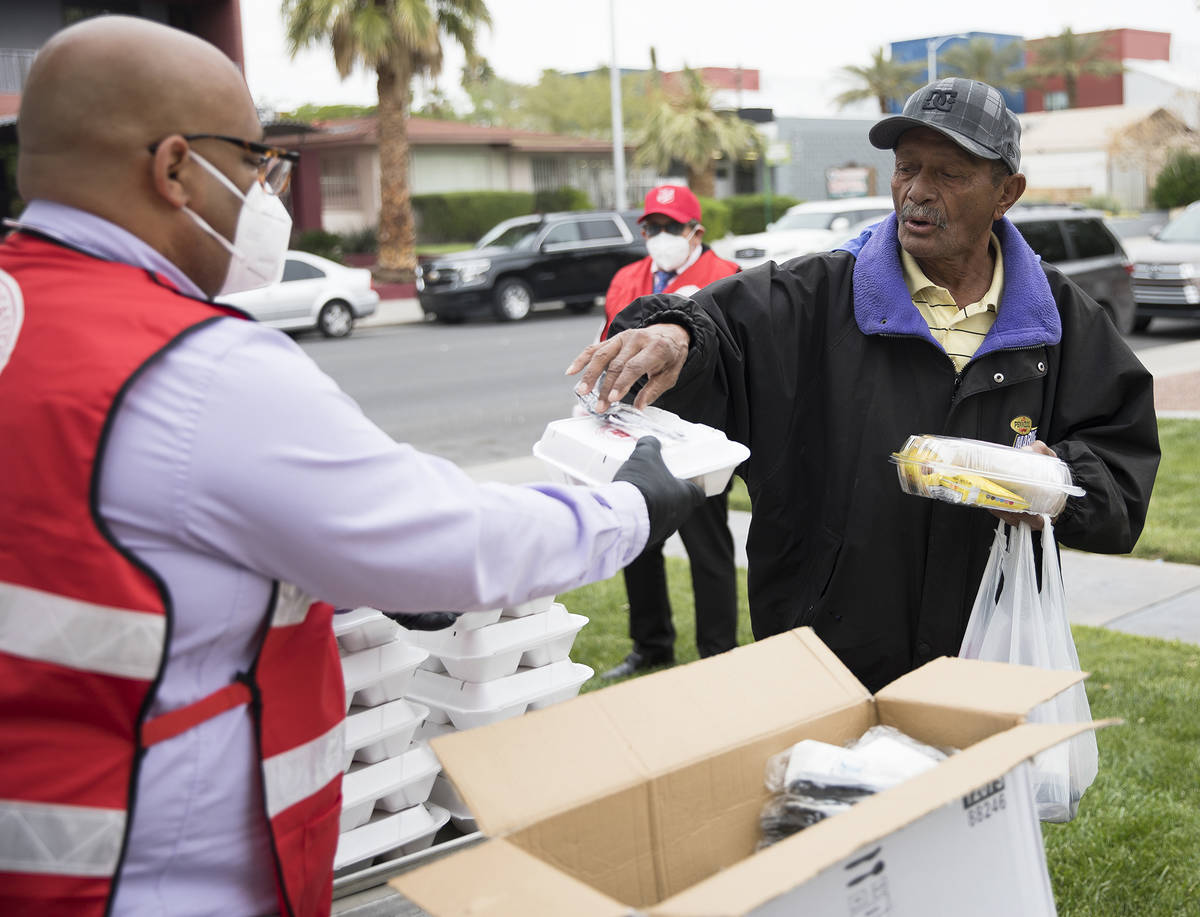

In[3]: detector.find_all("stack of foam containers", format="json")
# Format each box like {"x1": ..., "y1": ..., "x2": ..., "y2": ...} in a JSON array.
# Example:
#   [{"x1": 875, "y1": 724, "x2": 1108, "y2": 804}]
[
  {"x1": 401, "y1": 596, "x2": 593, "y2": 835},
  {"x1": 332, "y1": 608, "x2": 449, "y2": 876}
]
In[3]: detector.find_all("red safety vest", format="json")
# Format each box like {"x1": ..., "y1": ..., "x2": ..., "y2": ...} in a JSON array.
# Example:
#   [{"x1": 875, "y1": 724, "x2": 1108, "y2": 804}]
[
  {"x1": 0, "y1": 233, "x2": 346, "y2": 917},
  {"x1": 601, "y1": 248, "x2": 739, "y2": 338}
]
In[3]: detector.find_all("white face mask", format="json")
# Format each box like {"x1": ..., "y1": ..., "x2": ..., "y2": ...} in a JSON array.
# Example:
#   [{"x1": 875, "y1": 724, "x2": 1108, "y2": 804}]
[
  {"x1": 646, "y1": 226, "x2": 695, "y2": 273},
  {"x1": 182, "y1": 151, "x2": 292, "y2": 296}
]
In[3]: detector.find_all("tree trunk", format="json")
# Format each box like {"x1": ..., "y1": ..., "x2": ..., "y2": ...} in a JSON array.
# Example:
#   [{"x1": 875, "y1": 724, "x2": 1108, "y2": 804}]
[
  {"x1": 376, "y1": 58, "x2": 416, "y2": 276},
  {"x1": 688, "y1": 163, "x2": 716, "y2": 198},
  {"x1": 1065, "y1": 73, "x2": 1078, "y2": 109},
  {"x1": 878, "y1": 95, "x2": 889, "y2": 114}
]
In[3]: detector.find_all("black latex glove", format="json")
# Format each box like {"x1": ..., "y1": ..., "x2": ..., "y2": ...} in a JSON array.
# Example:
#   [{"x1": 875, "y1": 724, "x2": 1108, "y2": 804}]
[
  {"x1": 383, "y1": 611, "x2": 459, "y2": 631},
  {"x1": 614, "y1": 436, "x2": 706, "y2": 548}
]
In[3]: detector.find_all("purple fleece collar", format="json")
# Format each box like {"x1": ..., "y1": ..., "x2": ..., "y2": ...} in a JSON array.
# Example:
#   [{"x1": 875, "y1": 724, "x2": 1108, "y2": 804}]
[{"x1": 845, "y1": 214, "x2": 1061, "y2": 357}]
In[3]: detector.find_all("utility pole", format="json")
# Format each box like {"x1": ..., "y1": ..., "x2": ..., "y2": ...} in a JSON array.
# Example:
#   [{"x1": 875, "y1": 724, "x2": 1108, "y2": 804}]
[
  {"x1": 609, "y1": 0, "x2": 627, "y2": 210},
  {"x1": 926, "y1": 33, "x2": 968, "y2": 83}
]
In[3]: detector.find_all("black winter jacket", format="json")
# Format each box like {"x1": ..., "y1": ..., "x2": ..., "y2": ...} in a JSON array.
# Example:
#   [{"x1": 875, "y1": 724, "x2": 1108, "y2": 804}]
[{"x1": 609, "y1": 214, "x2": 1160, "y2": 692}]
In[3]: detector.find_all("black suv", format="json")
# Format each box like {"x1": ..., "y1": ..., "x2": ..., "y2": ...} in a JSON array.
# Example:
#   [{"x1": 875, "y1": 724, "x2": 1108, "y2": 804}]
[
  {"x1": 1008, "y1": 205, "x2": 1136, "y2": 334},
  {"x1": 416, "y1": 210, "x2": 647, "y2": 322}
]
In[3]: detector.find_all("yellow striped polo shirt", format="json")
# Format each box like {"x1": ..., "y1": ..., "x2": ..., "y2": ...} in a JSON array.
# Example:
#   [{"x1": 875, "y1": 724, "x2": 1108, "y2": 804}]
[{"x1": 901, "y1": 233, "x2": 1003, "y2": 372}]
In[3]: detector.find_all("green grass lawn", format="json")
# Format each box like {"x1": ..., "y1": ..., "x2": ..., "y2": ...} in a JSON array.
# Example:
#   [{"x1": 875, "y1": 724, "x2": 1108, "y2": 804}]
[
  {"x1": 416, "y1": 242, "x2": 473, "y2": 257},
  {"x1": 559, "y1": 417, "x2": 1200, "y2": 915}
]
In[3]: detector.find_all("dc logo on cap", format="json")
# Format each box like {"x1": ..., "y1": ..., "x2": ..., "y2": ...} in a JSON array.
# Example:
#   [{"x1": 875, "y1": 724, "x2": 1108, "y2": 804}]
[
  {"x1": 922, "y1": 90, "x2": 958, "y2": 113},
  {"x1": 656, "y1": 188, "x2": 676, "y2": 204}
]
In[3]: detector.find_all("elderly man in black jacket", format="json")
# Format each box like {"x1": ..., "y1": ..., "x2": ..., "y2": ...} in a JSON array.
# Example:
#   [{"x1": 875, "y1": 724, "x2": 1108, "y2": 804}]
[{"x1": 567, "y1": 78, "x2": 1159, "y2": 692}]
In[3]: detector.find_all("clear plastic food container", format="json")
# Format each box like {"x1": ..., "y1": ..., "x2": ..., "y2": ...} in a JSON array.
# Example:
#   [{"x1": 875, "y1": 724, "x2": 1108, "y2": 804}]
[{"x1": 890, "y1": 434, "x2": 1084, "y2": 516}]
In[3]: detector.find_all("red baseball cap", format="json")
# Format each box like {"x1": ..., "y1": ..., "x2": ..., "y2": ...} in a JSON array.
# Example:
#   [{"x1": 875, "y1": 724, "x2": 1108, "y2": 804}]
[{"x1": 638, "y1": 185, "x2": 701, "y2": 224}]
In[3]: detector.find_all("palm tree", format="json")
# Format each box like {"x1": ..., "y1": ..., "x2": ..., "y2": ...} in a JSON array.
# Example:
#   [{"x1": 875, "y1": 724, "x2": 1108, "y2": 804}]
[
  {"x1": 284, "y1": 0, "x2": 491, "y2": 276},
  {"x1": 834, "y1": 48, "x2": 924, "y2": 114},
  {"x1": 1022, "y1": 28, "x2": 1123, "y2": 109},
  {"x1": 634, "y1": 67, "x2": 762, "y2": 199},
  {"x1": 939, "y1": 37, "x2": 1026, "y2": 93}
]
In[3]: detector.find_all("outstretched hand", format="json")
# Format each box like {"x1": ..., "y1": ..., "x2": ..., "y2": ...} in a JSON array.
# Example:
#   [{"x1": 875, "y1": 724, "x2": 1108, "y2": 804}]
[{"x1": 566, "y1": 324, "x2": 691, "y2": 412}]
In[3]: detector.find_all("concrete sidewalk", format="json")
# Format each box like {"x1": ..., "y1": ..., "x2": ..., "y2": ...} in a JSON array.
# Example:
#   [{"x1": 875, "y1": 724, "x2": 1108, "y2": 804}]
[{"x1": 464, "y1": 335, "x2": 1200, "y2": 647}]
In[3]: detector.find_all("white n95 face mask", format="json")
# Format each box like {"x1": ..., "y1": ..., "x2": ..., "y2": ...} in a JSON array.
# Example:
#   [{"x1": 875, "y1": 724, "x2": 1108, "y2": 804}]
[
  {"x1": 183, "y1": 151, "x2": 292, "y2": 296},
  {"x1": 646, "y1": 228, "x2": 694, "y2": 273}
]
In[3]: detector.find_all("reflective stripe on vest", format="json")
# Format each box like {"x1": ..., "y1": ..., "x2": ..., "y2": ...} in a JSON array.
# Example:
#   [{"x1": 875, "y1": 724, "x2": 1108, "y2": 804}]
[
  {"x1": 0, "y1": 799, "x2": 124, "y2": 876},
  {"x1": 263, "y1": 719, "x2": 345, "y2": 819},
  {"x1": 0, "y1": 581, "x2": 164, "y2": 680}
]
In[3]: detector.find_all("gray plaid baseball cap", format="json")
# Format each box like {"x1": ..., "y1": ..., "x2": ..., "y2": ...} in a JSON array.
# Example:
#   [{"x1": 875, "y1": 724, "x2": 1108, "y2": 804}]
[{"x1": 869, "y1": 78, "x2": 1021, "y2": 174}]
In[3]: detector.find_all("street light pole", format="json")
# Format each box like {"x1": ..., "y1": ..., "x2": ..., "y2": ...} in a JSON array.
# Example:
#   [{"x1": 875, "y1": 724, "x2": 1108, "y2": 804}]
[
  {"x1": 926, "y1": 33, "x2": 968, "y2": 83},
  {"x1": 609, "y1": 0, "x2": 627, "y2": 210}
]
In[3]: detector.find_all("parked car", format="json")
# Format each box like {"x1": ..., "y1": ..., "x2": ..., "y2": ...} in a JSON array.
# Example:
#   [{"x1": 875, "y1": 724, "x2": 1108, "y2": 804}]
[
  {"x1": 1007, "y1": 205, "x2": 1137, "y2": 334},
  {"x1": 1124, "y1": 201, "x2": 1200, "y2": 331},
  {"x1": 416, "y1": 210, "x2": 647, "y2": 322},
  {"x1": 218, "y1": 250, "x2": 379, "y2": 338},
  {"x1": 712, "y1": 196, "x2": 896, "y2": 269}
]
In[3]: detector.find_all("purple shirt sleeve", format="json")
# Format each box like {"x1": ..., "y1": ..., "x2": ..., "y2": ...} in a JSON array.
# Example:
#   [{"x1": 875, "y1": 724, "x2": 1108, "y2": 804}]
[{"x1": 125, "y1": 318, "x2": 649, "y2": 612}]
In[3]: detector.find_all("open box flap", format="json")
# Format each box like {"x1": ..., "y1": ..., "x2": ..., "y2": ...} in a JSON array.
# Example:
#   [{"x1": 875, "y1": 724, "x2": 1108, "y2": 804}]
[
  {"x1": 391, "y1": 837, "x2": 631, "y2": 917},
  {"x1": 429, "y1": 628, "x2": 869, "y2": 837},
  {"x1": 651, "y1": 719, "x2": 1111, "y2": 916},
  {"x1": 875, "y1": 656, "x2": 1087, "y2": 739}
]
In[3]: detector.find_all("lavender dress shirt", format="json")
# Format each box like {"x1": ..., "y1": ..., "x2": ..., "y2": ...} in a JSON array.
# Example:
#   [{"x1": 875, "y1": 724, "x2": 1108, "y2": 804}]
[{"x1": 14, "y1": 201, "x2": 649, "y2": 915}]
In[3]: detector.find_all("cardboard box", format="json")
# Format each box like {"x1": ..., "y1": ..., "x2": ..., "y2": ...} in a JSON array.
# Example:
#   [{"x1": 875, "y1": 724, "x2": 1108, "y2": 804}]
[{"x1": 392, "y1": 629, "x2": 1100, "y2": 916}]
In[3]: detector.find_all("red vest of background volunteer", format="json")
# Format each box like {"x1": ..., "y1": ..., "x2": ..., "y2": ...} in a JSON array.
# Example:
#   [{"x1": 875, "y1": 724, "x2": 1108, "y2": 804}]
[
  {"x1": 602, "y1": 248, "x2": 739, "y2": 338},
  {"x1": 0, "y1": 232, "x2": 346, "y2": 917}
]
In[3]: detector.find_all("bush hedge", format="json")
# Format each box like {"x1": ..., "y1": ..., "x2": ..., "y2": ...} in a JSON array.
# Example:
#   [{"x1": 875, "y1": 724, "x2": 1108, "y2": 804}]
[
  {"x1": 724, "y1": 193, "x2": 803, "y2": 235},
  {"x1": 534, "y1": 187, "x2": 593, "y2": 213},
  {"x1": 696, "y1": 195, "x2": 732, "y2": 241},
  {"x1": 411, "y1": 191, "x2": 534, "y2": 244},
  {"x1": 1151, "y1": 149, "x2": 1200, "y2": 210},
  {"x1": 292, "y1": 228, "x2": 344, "y2": 263}
]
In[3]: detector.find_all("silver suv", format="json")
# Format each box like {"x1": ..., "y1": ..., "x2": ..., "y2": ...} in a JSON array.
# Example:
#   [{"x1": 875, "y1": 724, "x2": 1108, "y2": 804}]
[
  {"x1": 1008, "y1": 206, "x2": 1137, "y2": 334},
  {"x1": 1126, "y1": 201, "x2": 1200, "y2": 331}
]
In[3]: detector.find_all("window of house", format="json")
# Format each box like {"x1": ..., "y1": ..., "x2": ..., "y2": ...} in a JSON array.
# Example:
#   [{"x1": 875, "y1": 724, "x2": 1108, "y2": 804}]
[
  {"x1": 1043, "y1": 91, "x2": 1069, "y2": 111},
  {"x1": 1063, "y1": 219, "x2": 1117, "y2": 259},
  {"x1": 320, "y1": 157, "x2": 361, "y2": 210},
  {"x1": 1015, "y1": 220, "x2": 1069, "y2": 263},
  {"x1": 532, "y1": 157, "x2": 569, "y2": 193}
]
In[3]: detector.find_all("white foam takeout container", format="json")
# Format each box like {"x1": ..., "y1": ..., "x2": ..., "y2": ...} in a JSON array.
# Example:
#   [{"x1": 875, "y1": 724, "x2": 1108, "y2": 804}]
[
  {"x1": 333, "y1": 607, "x2": 401, "y2": 654},
  {"x1": 890, "y1": 433, "x2": 1085, "y2": 517},
  {"x1": 429, "y1": 774, "x2": 477, "y2": 834},
  {"x1": 533, "y1": 405, "x2": 749, "y2": 497},
  {"x1": 334, "y1": 802, "x2": 450, "y2": 873},
  {"x1": 339, "y1": 742, "x2": 443, "y2": 832},
  {"x1": 502, "y1": 595, "x2": 555, "y2": 618},
  {"x1": 402, "y1": 604, "x2": 588, "y2": 683},
  {"x1": 341, "y1": 639, "x2": 428, "y2": 713},
  {"x1": 342, "y1": 698, "x2": 429, "y2": 771},
  {"x1": 406, "y1": 660, "x2": 594, "y2": 730}
]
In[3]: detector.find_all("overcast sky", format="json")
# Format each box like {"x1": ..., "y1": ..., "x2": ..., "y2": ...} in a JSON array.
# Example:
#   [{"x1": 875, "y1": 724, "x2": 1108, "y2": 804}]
[{"x1": 241, "y1": 0, "x2": 1200, "y2": 119}]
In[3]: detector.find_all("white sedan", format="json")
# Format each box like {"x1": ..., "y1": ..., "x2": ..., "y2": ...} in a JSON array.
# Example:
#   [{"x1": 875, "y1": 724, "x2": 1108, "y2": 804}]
[{"x1": 219, "y1": 250, "x2": 379, "y2": 338}]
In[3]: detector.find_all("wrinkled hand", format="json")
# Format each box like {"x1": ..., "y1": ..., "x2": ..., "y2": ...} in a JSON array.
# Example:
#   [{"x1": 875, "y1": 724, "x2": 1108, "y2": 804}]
[
  {"x1": 614, "y1": 436, "x2": 706, "y2": 548},
  {"x1": 988, "y1": 440, "x2": 1058, "y2": 531},
  {"x1": 566, "y1": 325, "x2": 690, "y2": 412}
]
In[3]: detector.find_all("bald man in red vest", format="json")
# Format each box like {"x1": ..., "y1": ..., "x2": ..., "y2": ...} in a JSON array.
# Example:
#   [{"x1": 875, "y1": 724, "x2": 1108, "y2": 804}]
[{"x1": 600, "y1": 186, "x2": 741, "y2": 679}]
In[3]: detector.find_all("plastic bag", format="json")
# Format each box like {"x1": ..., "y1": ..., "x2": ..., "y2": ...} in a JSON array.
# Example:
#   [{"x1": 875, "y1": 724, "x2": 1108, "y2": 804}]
[
  {"x1": 758, "y1": 727, "x2": 951, "y2": 848},
  {"x1": 959, "y1": 519, "x2": 1098, "y2": 822}
]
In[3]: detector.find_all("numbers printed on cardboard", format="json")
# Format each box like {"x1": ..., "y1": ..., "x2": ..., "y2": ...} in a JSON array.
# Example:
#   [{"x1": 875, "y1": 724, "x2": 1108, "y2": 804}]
[{"x1": 966, "y1": 791, "x2": 1007, "y2": 827}]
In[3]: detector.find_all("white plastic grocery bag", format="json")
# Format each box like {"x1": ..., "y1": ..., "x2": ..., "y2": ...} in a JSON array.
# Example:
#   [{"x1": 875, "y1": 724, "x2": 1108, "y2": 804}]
[{"x1": 959, "y1": 518, "x2": 1098, "y2": 822}]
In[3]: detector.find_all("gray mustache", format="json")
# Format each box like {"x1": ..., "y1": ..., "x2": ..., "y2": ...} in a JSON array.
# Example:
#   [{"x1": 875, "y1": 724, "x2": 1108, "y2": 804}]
[{"x1": 899, "y1": 204, "x2": 948, "y2": 229}]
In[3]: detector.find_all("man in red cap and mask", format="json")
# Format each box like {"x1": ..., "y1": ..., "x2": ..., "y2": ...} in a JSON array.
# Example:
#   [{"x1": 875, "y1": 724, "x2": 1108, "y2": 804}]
[{"x1": 599, "y1": 186, "x2": 742, "y2": 679}]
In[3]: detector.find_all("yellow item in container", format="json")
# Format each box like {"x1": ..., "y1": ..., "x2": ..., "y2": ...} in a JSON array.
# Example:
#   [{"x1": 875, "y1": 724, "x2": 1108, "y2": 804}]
[{"x1": 890, "y1": 434, "x2": 1084, "y2": 515}]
